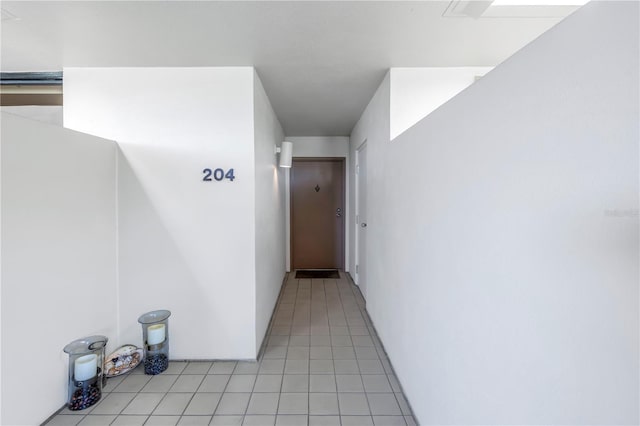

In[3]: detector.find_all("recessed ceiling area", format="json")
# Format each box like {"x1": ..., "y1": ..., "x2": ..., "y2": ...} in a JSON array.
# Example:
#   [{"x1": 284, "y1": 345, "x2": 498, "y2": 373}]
[{"x1": 0, "y1": 1, "x2": 581, "y2": 136}]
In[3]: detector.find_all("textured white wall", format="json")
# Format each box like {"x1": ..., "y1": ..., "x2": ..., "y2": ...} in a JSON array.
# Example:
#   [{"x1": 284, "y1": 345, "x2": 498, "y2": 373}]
[
  {"x1": 253, "y1": 72, "x2": 287, "y2": 353},
  {"x1": 64, "y1": 67, "x2": 258, "y2": 359},
  {"x1": 390, "y1": 67, "x2": 492, "y2": 140},
  {"x1": 1, "y1": 106, "x2": 63, "y2": 127},
  {"x1": 353, "y1": 2, "x2": 639, "y2": 424},
  {"x1": 1, "y1": 113, "x2": 117, "y2": 425}
]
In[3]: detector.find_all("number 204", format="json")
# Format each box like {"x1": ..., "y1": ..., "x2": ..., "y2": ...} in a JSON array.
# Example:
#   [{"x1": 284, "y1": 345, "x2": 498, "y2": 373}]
[{"x1": 202, "y1": 168, "x2": 236, "y2": 182}]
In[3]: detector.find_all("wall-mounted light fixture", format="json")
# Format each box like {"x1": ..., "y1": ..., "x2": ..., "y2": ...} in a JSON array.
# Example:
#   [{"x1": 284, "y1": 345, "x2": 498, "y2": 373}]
[{"x1": 275, "y1": 141, "x2": 293, "y2": 168}]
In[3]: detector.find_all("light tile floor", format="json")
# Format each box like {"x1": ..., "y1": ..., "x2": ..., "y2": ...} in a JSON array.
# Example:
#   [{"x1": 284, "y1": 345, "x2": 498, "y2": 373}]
[{"x1": 46, "y1": 272, "x2": 416, "y2": 426}]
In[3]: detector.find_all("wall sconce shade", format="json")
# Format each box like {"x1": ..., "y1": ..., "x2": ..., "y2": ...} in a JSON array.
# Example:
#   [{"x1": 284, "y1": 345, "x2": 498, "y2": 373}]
[{"x1": 276, "y1": 141, "x2": 293, "y2": 168}]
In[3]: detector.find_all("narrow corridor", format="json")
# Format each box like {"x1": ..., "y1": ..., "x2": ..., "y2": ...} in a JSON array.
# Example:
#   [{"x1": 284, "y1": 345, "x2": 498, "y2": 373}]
[{"x1": 45, "y1": 272, "x2": 416, "y2": 426}]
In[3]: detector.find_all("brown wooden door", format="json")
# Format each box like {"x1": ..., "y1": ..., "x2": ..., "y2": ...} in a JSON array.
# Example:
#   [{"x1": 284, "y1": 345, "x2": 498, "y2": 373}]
[{"x1": 291, "y1": 158, "x2": 345, "y2": 269}]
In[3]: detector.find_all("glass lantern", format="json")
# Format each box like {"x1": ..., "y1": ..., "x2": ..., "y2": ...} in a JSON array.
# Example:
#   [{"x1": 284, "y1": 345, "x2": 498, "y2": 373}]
[
  {"x1": 138, "y1": 310, "x2": 171, "y2": 375},
  {"x1": 63, "y1": 335, "x2": 108, "y2": 411}
]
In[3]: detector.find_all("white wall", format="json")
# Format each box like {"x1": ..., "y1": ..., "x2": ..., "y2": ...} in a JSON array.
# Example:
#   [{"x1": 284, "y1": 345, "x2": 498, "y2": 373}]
[
  {"x1": 390, "y1": 67, "x2": 492, "y2": 140},
  {"x1": 353, "y1": 2, "x2": 639, "y2": 424},
  {"x1": 349, "y1": 75, "x2": 390, "y2": 287},
  {"x1": 64, "y1": 67, "x2": 259, "y2": 359},
  {"x1": 1, "y1": 106, "x2": 63, "y2": 127},
  {"x1": 253, "y1": 72, "x2": 286, "y2": 352},
  {"x1": 1, "y1": 112, "x2": 117, "y2": 425},
  {"x1": 287, "y1": 136, "x2": 349, "y2": 158},
  {"x1": 284, "y1": 136, "x2": 350, "y2": 272}
]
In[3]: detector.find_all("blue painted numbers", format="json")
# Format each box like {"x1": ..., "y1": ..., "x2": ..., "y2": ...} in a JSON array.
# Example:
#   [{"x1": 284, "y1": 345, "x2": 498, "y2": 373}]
[{"x1": 202, "y1": 168, "x2": 235, "y2": 182}]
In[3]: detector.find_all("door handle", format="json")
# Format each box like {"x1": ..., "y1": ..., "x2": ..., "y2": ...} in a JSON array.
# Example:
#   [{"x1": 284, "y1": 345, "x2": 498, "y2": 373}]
[{"x1": 361, "y1": 223, "x2": 367, "y2": 228}]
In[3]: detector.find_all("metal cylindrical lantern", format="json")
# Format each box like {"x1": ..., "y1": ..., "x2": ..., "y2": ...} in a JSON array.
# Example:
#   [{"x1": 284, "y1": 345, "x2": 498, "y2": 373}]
[
  {"x1": 63, "y1": 335, "x2": 108, "y2": 411},
  {"x1": 138, "y1": 310, "x2": 171, "y2": 375}
]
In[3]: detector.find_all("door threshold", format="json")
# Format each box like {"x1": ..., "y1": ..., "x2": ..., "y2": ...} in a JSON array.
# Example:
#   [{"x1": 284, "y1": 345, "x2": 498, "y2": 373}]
[{"x1": 294, "y1": 269, "x2": 340, "y2": 279}]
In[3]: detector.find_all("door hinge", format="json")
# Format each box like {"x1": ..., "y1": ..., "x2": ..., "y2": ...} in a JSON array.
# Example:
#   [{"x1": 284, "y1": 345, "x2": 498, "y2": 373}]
[
  {"x1": 356, "y1": 265, "x2": 359, "y2": 274},
  {"x1": 356, "y1": 215, "x2": 359, "y2": 225}
]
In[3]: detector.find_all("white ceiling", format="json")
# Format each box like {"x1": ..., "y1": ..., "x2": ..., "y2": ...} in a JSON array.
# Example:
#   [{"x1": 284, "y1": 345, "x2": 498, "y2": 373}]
[{"x1": 0, "y1": 1, "x2": 574, "y2": 136}]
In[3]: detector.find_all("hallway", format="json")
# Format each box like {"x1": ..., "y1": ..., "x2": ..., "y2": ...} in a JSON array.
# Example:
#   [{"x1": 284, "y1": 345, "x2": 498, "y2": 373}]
[{"x1": 45, "y1": 272, "x2": 416, "y2": 426}]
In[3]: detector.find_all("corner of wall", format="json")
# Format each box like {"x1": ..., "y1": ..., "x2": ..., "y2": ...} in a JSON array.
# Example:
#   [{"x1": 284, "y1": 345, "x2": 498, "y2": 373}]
[
  {"x1": 348, "y1": 71, "x2": 391, "y2": 278},
  {"x1": 252, "y1": 71, "x2": 286, "y2": 355}
]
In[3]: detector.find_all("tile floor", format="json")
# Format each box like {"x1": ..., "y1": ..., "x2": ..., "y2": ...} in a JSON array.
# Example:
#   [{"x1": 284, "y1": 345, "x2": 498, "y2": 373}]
[{"x1": 46, "y1": 272, "x2": 416, "y2": 426}]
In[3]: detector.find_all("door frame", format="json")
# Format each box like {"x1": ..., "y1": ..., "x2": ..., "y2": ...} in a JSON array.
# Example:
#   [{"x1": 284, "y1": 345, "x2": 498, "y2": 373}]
[
  {"x1": 355, "y1": 140, "x2": 367, "y2": 285},
  {"x1": 290, "y1": 157, "x2": 346, "y2": 270}
]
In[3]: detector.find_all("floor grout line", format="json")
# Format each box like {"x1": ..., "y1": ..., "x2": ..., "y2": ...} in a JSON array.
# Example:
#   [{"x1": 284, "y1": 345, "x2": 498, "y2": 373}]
[{"x1": 46, "y1": 271, "x2": 415, "y2": 426}]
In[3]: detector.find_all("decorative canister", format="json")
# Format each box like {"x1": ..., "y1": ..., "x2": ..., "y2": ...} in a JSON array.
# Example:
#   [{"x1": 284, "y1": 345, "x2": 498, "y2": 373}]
[
  {"x1": 63, "y1": 335, "x2": 108, "y2": 410},
  {"x1": 138, "y1": 310, "x2": 171, "y2": 375}
]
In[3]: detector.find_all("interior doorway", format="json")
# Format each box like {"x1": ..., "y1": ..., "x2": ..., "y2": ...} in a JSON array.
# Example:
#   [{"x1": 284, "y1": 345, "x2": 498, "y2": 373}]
[
  {"x1": 356, "y1": 141, "x2": 368, "y2": 299},
  {"x1": 290, "y1": 158, "x2": 345, "y2": 270}
]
